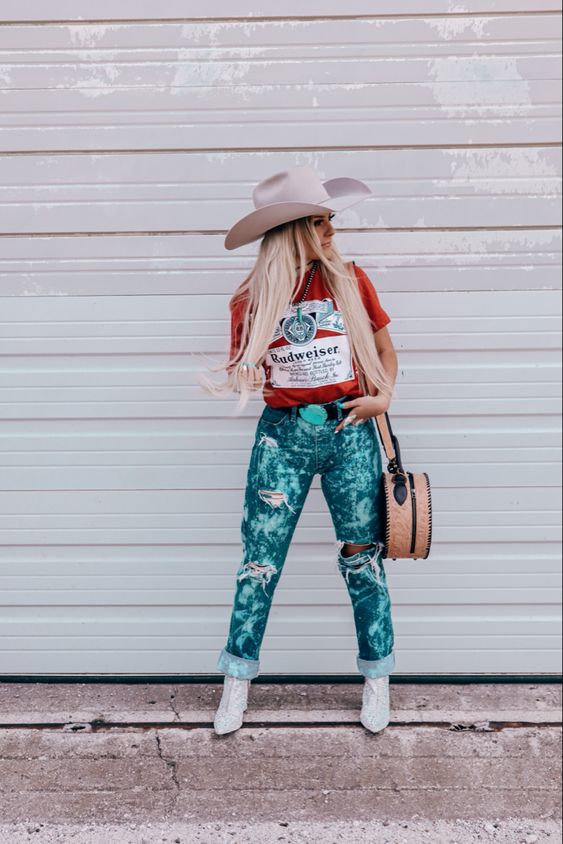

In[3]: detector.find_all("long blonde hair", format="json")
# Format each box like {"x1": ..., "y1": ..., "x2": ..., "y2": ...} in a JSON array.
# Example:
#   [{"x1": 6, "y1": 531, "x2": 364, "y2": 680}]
[{"x1": 200, "y1": 216, "x2": 394, "y2": 411}]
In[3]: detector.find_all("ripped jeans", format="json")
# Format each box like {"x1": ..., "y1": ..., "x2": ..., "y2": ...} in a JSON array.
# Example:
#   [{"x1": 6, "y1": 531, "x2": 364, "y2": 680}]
[{"x1": 217, "y1": 402, "x2": 395, "y2": 680}]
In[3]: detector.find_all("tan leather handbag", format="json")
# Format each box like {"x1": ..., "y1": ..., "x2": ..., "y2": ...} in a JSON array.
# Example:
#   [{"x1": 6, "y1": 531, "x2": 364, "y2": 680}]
[{"x1": 374, "y1": 412, "x2": 432, "y2": 560}]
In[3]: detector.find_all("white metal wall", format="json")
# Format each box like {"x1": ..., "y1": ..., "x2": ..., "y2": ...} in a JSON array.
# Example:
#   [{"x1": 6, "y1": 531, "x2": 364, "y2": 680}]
[{"x1": 0, "y1": 2, "x2": 561, "y2": 676}]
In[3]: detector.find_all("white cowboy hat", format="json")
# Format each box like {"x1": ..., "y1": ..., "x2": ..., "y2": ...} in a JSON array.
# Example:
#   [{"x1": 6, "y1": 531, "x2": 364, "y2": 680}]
[{"x1": 224, "y1": 165, "x2": 372, "y2": 251}]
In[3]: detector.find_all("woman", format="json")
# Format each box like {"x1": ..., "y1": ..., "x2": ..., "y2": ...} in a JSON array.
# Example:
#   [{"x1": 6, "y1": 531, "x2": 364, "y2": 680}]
[{"x1": 203, "y1": 166, "x2": 398, "y2": 736}]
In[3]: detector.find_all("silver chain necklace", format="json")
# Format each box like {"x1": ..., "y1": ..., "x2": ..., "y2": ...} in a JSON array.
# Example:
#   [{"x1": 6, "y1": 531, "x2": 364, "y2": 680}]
[
  {"x1": 281, "y1": 260, "x2": 318, "y2": 346},
  {"x1": 294, "y1": 259, "x2": 318, "y2": 305}
]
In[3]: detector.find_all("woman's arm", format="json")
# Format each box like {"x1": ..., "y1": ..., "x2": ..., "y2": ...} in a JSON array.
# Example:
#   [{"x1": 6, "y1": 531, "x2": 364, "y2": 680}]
[
  {"x1": 374, "y1": 325, "x2": 398, "y2": 391},
  {"x1": 335, "y1": 325, "x2": 398, "y2": 432}
]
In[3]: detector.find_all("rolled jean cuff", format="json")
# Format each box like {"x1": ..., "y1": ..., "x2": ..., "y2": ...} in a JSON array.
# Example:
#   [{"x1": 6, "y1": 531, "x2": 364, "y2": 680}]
[
  {"x1": 357, "y1": 650, "x2": 395, "y2": 679},
  {"x1": 217, "y1": 647, "x2": 260, "y2": 680}
]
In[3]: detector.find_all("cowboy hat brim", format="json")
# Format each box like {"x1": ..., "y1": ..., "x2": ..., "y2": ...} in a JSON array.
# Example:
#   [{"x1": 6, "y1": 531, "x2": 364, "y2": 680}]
[{"x1": 224, "y1": 177, "x2": 372, "y2": 251}]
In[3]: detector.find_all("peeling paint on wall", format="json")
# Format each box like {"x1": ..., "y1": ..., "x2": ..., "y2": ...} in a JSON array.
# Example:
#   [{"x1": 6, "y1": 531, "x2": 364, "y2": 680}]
[{"x1": 68, "y1": 24, "x2": 119, "y2": 48}]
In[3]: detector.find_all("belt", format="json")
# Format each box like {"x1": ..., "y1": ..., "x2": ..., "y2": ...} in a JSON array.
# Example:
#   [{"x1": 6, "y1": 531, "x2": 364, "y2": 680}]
[{"x1": 279, "y1": 398, "x2": 355, "y2": 426}]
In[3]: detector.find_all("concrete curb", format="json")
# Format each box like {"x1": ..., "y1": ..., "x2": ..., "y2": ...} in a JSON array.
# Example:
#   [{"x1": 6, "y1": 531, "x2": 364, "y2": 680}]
[{"x1": 1, "y1": 682, "x2": 560, "y2": 727}]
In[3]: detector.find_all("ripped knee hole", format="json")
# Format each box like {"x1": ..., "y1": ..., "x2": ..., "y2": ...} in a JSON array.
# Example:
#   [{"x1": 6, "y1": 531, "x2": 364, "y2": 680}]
[
  {"x1": 337, "y1": 542, "x2": 385, "y2": 586},
  {"x1": 237, "y1": 560, "x2": 277, "y2": 592},
  {"x1": 341, "y1": 542, "x2": 373, "y2": 558}
]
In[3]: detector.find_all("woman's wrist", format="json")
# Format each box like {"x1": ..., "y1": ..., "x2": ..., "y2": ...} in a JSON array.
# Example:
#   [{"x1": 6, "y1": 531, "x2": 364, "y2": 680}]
[{"x1": 369, "y1": 394, "x2": 390, "y2": 415}]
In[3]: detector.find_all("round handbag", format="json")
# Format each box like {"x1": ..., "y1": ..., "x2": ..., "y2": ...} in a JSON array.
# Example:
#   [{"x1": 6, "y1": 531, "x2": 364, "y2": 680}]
[{"x1": 374, "y1": 412, "x2": 432, "y2": 560}]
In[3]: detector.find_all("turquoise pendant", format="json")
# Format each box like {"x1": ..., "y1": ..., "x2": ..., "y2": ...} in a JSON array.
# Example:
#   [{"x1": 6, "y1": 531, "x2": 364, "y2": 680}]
[
  {"x1": 298, "y1": 404, "x2": 328, "y2": 426},
  {"x1": 281, "y1": 312, "x2": 316, "y2": 345}
]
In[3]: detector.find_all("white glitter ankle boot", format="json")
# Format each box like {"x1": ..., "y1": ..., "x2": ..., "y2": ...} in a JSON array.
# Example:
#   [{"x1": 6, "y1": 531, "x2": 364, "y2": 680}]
[
  {"x1": 360, "y1": 675, "x2": 390, "y2": 733},
  {"x1": 214, "y1": 675, "x2": 250, "y2": 735}
]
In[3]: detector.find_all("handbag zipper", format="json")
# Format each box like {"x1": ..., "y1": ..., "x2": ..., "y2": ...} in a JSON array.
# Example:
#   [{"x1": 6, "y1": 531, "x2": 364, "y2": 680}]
[{"x1": 408, "y1": 472, "x2": 417, "y2": 555}]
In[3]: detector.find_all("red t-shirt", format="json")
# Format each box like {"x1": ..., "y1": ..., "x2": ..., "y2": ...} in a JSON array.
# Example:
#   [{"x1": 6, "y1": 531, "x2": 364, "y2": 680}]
[{"x1": 229, "y1": 262, "x2": 390, "y2": 408}]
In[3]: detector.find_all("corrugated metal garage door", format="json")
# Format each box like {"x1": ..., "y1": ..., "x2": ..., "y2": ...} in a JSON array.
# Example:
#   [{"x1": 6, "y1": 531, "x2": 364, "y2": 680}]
[{"x1": 0, "y1": 1, "x2": 561, "y2": 676}]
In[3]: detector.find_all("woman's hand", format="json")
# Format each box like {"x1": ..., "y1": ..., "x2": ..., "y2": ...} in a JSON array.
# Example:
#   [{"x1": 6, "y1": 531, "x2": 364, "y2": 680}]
[{"x1": 334, "y1": 395, "x2": 390, "y2": 433}]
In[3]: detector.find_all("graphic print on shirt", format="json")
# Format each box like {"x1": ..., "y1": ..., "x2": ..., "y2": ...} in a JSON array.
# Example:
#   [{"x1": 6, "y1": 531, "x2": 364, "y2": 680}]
[
  {"x1": 266, "y1": 298, "x2": 354, "y2": 390},
  {"x1": 229, "y1": 262, "x2": 391, "y2": 407}
]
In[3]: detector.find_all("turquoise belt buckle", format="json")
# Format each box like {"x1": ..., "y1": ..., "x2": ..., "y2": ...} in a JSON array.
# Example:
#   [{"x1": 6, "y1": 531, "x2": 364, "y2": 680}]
[{"x1": 298, "y1": 404, "x2": 328, "y2": 426}]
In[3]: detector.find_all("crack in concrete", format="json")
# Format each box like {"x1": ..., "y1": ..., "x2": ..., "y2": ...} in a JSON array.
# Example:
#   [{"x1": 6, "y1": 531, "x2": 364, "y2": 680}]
[
  {"x1": 169, "y1": 686, "x2": 181, "y2": 722},
  {"x1": 155, "y1": 731, "x2": 180, "y2": 804}
]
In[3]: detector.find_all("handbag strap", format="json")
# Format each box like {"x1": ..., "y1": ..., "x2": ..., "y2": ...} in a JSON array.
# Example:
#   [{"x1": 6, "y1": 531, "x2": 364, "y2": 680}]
[{"x1": 374, "y1": 412, "x2": 405, "y2": 474}]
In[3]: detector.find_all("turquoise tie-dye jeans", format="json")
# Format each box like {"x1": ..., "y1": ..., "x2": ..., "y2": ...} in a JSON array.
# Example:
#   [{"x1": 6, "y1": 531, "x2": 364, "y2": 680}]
[{"x1": 217, "y1": 402, "x2": 396, "y2": 680}]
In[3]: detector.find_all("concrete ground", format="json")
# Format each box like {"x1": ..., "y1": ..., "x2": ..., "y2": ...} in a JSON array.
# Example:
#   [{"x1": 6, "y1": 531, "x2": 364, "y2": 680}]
[
  {"x1": 0, "y1": 818, "x2": 561, "y2": 843},
  {"x1": 0, "y1": 682, "x2": 560, "y2": 843}
]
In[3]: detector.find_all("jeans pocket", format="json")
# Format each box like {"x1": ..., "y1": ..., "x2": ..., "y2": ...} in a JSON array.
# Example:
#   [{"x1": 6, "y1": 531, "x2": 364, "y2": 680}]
[{"x1": 260, "y1": 405, "x2": 289, "y2": 427}]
